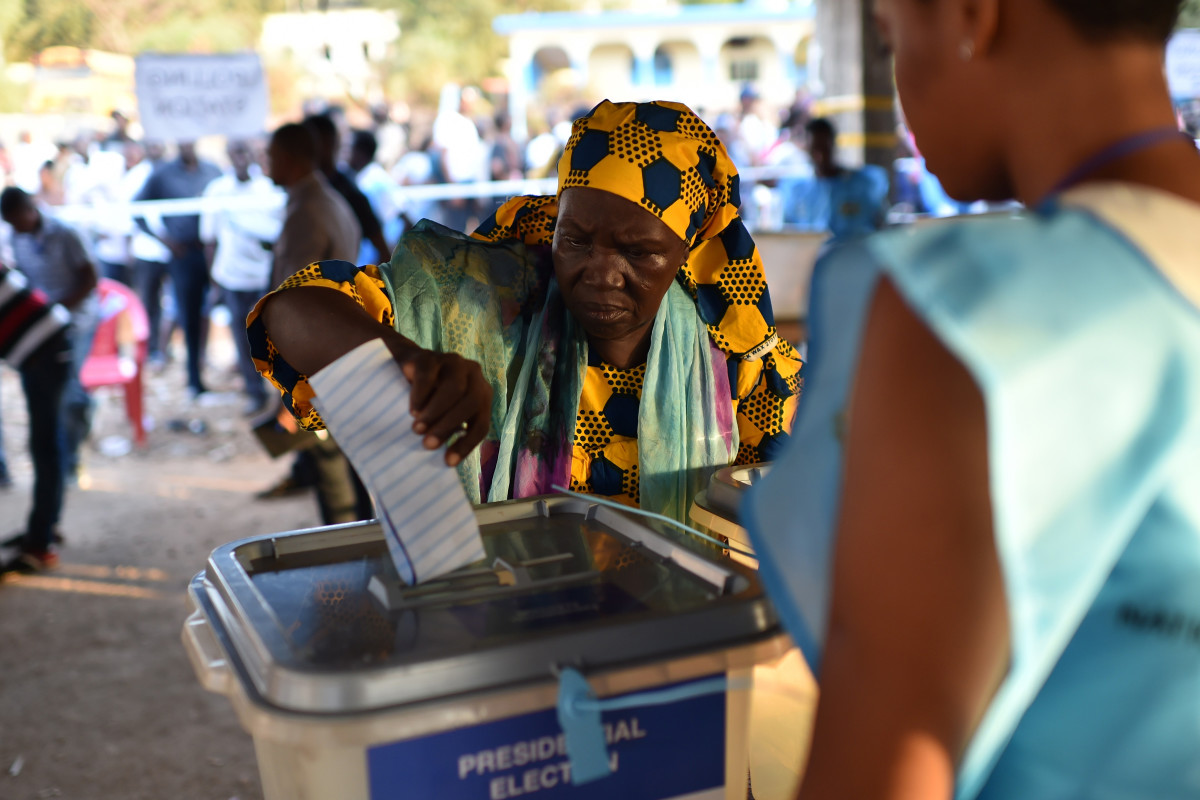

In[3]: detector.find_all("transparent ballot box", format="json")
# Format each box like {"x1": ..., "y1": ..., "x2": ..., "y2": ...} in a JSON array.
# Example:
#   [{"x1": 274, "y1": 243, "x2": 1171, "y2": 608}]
[{"x1": 183, "y1": 495, "x2": 792, "y2": 800}]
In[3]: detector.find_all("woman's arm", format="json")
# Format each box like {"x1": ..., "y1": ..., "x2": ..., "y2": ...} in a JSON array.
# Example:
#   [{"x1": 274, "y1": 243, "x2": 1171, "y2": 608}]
[
  {"x1": 797, "y1": 280, "x2": 1010, "y2": 800},
  {"x1": 261, "y1": 285, "x2": 492, "y2": 465}
]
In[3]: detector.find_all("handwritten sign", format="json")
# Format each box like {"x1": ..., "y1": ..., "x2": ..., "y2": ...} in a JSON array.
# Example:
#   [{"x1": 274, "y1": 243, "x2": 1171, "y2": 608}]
[
  {"x1": 135, "y1": 53, "x2": 268, "y2": 141},
  {"x1": 1168, "y1": 30, "x2": 1200, "y2": 100}
]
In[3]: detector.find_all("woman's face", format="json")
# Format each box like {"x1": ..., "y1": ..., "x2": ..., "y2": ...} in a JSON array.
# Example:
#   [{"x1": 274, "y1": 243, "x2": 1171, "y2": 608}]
[
  {"x1": 874, "y1": 0, "x2": 1012, "y2": 201},
  {"x1": 553, "y1": 187, "x2": 687, "y2": 364}
]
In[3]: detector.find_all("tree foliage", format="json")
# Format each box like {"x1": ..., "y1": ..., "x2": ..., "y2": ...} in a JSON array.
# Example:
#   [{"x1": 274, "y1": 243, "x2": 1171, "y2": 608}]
[
  {"x1": 371, "y1": 0, "x2": 576, "y2": 102},
  {"x1": 3, "y1": 0, "x2": 284, "y2": 62},
  {"x1": 1182, "y1": 0, "x2": 1200, "y2": 28}
]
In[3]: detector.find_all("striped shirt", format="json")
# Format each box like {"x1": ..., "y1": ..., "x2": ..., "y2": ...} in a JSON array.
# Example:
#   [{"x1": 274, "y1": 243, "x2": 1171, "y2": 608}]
[{"x1": 0, "y1": 266, "x2": 70, "y2": 367}]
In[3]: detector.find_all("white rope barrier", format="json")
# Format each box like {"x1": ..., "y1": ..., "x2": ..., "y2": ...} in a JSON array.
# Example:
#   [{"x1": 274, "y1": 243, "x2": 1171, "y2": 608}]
[{"x1": 46, "y1": 165, "x2": 814, "y2": 225}]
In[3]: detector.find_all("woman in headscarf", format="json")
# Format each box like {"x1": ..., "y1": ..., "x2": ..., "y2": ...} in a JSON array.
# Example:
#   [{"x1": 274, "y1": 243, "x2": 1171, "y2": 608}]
[
  {"x1": 744, "y1": 0, "x2": 1200, "y2": 797},
  {"x1": 249, "y1": 100, "x2": 802, "y2": 521}
]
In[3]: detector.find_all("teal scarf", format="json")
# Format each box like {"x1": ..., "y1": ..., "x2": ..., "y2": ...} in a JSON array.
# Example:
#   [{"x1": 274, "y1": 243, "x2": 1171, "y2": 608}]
[{"x1": 384, "y1": 221, "x2": 737, "y2": 521}]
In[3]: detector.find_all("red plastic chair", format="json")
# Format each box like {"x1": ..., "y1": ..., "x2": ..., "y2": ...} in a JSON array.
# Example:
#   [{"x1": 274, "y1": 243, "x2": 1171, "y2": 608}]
[{"x1": 79, "y1": 278, "x2": 150, "y2": 447}]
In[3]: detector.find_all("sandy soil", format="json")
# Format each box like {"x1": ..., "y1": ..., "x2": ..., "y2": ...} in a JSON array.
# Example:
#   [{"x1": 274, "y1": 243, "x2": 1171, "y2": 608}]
[{"x1": 0, "y1": 323, "x2": 319, "y2": 800}]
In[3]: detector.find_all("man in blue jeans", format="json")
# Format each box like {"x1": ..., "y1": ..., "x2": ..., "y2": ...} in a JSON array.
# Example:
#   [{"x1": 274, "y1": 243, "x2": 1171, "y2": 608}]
[
  {"x1": 1, "y1": 187, "x2": 98, "y2": 484},
  {"x1": 0, "y1": 265, "x2": 71, "y2": 573},
  {"x1": 134, "y1": 141, "x2": 220, "y2": 398}
]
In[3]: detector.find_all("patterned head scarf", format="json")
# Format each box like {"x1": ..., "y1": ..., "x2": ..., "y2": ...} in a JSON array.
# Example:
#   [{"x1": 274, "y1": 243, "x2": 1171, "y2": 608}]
[{"x1": 474, "y1": 99, "x2": 782, "y2": 368}]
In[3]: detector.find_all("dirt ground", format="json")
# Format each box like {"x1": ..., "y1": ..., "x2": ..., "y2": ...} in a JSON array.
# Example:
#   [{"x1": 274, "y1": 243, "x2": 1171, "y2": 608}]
[{"x1": 0, "y1": 322, "x2": 320, "y2": 800}]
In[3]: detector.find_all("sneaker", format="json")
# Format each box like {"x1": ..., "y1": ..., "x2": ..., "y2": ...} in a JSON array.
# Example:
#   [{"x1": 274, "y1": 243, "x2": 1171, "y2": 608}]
[
  {"x1": 1, "y1": 529, "x2": 66, "y2": 549},
  {"x1": 255, "y1": 475, "x2": 308, "y2": 500},
  {"x1": 4, "y1": 548, "x2": 59, "y2": 574}
]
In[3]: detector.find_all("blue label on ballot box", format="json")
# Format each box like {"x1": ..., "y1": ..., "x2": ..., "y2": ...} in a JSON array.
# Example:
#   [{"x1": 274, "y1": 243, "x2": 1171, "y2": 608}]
[{"x1": 367, "y1": 678, "x2": 726, "y2": 800}]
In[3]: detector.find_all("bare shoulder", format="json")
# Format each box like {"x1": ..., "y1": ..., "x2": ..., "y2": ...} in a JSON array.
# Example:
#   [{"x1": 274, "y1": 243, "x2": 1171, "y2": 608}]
[{"x1": 798, "y1": 276, "x2": 1009, "y2": 799}]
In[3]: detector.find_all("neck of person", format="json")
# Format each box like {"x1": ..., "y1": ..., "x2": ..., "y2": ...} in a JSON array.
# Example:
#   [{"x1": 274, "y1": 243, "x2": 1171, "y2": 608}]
[
  {"x1": 589, "y1": 327, "x2": 652, "y2": 370},
  {"x1": 1002, "y1": 43, "x2": 1200, "y2": 206},
  {"x1": 816, "y1": 163, "x2": 844, "y2": 180},
  {"x1": 286, "y1": 169, "x2": 318, "y2": 192}
]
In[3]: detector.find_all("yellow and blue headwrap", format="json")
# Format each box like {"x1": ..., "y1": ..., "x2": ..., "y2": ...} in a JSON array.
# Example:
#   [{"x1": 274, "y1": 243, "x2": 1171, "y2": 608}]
[{"x1": 474, "y1": 99, "x2": 799, "y2": 401}]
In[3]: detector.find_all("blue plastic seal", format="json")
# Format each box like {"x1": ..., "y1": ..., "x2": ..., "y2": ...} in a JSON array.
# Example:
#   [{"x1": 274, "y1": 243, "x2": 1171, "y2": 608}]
[{"x1": 555, "y1": 667, "x2": 613, "y2": 785}]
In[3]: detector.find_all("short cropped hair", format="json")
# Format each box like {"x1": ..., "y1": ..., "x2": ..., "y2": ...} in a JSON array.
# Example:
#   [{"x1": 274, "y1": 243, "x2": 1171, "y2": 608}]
[
  {"x1": 303, "y1": 113, "x2": 338, "y2": 147},
  {"x1": 350, "y1": 129, "x2": 377, "y2": 162},
  {"x1": 805, "y1": 117, "x2": 837, "y2": 140},
  {"x1": 0, "y1": 186, "x2": 32, "y2": 219},
  {"x1": 270, "y1": 123, "x2": 317, "y2": 164},
  {"x1": 1048, "y1": 0, "x2": 1182, "y2": 42}
]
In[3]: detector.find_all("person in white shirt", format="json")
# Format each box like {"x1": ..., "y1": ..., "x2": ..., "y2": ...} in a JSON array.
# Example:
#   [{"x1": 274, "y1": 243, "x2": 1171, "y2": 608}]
[
  {"x1": 432, "y1": 83, "x2": 485, "y2": 232},
  {"x1": 85, "y1": 147, "x2": 136, "y2": 285},
  {"x1": 347, "y1": 129, "x2": 400, "y2": 261},
  {"x1": 200, "y1": 140, "x2": 283, "y2": 416},
  {"x1": 391, "y1": 131, "x2": 441, "y2": 231},
  {"x1": 11, "y1": 131, "x2": 56, "y2": 195},
  {"x1": 737, "y1": 85, "x2": 778, "y2": 165}
]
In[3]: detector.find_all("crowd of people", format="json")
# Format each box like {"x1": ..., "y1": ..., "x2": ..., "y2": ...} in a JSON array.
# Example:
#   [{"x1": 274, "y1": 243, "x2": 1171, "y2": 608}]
[{"x1": 0, "y1": 81, "x2": 906, "y2": 562}]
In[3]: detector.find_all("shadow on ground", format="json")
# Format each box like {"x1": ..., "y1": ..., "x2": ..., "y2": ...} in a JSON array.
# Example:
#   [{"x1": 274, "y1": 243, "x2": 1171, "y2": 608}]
[{"x1": 1, "y1": 323, "x2": 319, "y2": 800}]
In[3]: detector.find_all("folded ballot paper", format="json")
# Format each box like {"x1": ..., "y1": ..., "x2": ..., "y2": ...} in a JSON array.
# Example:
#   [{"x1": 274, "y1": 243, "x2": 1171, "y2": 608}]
[{"x1": 308, "y1": 338, "x2": 486, "y2": 585}]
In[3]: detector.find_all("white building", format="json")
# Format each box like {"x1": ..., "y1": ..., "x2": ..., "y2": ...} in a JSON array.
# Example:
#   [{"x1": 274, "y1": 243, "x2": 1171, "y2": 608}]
[
  {"x1": 494, "y1": 0, "x2": 815, "y2": 141},
  {"x1": 259, "y1": 8, "x2": 400, "y2": 102}
]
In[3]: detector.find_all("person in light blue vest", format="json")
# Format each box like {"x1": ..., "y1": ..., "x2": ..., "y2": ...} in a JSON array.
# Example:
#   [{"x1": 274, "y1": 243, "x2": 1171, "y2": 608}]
[
  {"x1": 781, "y1": 117, "x2": 889, "y2": 240},
  {"x1": 744, "y1": 0, "x2": 1200, "y2": 798}
]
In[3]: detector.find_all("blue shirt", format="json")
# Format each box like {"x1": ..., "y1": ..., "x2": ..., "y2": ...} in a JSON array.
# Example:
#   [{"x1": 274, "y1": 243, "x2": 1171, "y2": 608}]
[
  {"x1": 135, "y1": 157, "x2": 221, "y2": 246},
  {"x1": 11, "y1": 215, "x2": 91, "y2": 307},
  {"x1": 746, "y1": 183, "x2": 1200, "y2": 799},
  {"x1": 781, "y1": 165, "x2": 889, "y2": 239}
]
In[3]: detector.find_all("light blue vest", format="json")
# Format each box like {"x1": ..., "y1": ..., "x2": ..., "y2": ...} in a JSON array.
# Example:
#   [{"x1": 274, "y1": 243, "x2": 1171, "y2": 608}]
[{"x1": 745, "y1": 200, "x2": 1200, "y2": 798}]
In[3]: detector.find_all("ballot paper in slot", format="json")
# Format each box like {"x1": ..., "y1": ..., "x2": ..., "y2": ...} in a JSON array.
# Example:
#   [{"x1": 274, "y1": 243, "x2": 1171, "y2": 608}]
[{"x1": 308, "y1": 338, "x2": 485, "y2": 585}]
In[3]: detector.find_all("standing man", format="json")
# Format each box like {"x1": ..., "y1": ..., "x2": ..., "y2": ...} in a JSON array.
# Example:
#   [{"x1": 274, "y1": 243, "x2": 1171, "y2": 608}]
[
  {"x1": 0, "y1": 265, "x2": 71, "y2": 573},
  {"x1": 1, "y1": 188, "x2": 98, "y2": 485},
  {"x1": 124, "y1": 141, "x2": 173, "y2": 364},
  {"x1": 259, "y1": 123, "x2": 365, "y2": 525},
  {"x1": 134, "y1": 141, "x2": 220, "y2": 398},
  {"x1": 782, "y1": 117, "x2": 890, "y2": 241},
  {"x1": 431, "y1": 84, "x2": 485, "y2": 233},
  {"x1": 266, "y1": 124, "x2": 359, "y2": 287},
  {"x1": 200, "y1": 140, "x2": 283, "y2": 416},
  {"x1": 303, "y1": 114, "x2": 389, "y2": 266},
  {"x1": 101, "y1": 109, "x2": 135, "y2": 153},
  {"x1": 346, "y1": 129, "x2": 400, "y2": 257}
]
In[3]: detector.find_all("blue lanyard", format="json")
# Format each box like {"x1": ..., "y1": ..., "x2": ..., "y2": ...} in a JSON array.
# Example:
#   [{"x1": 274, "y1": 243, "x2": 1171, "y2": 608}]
[{"x1": 1044, "y1": 126, "x2": 1190, "y2": 201}]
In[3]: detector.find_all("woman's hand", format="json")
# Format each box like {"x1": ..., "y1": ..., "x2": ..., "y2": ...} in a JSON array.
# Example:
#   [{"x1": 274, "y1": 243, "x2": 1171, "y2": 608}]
[
  {"x1": 387, "y1": 342, "x2": 493, "y2": 467},
  {"x1": 262, "y1": 285, "x2": 492, "y2": 467}
]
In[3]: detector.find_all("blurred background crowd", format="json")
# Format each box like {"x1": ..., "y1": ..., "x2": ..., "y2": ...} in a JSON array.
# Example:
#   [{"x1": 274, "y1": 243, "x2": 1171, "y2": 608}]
[{"x1": 0, "y1": 0, "x2": 1196, "y2": 528}]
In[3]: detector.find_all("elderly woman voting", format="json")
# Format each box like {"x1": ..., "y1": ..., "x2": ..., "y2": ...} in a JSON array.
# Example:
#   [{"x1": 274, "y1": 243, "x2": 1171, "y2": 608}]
[{"x1": 249, "y1": 101, "x2": 802, "y2": 521}]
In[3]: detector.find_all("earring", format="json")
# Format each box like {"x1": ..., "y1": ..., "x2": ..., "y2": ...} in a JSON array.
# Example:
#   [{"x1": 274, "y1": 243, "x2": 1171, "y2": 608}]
[{"x1": 959, "y1": 40, "x2": 975, "y2": 62}]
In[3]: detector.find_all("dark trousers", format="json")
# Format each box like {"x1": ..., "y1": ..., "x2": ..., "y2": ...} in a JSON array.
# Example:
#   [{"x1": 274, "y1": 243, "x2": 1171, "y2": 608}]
[
  {"x1": 134, "y1": 258, "x2": 170, "y2": 359},
  {"x1": 439, "y1": 197, "x2": 474, "y2": 234},
  {"x1": 60, "y1": 316, "x2": 98, "y2": 479},
  {"x1": 20, "y1": 336, "x2": 69, "y2": 552},
  {"x1": 293, "y1": 444, "x2": 374, "y2": 526},
  {"x1": 220, "y1": 286, "x2": 267, "y2": 403},
  {"x1": 98, "y1": 259, "x2": 132, "y2": 286},
  {"x1": 167, "y1": 247, "x2": 209, "y2": 394}
]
